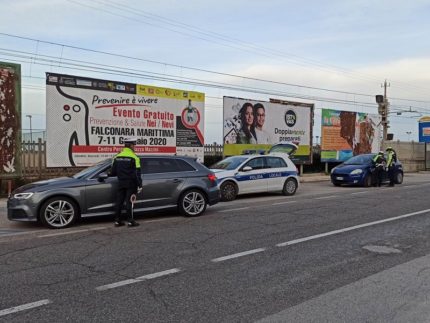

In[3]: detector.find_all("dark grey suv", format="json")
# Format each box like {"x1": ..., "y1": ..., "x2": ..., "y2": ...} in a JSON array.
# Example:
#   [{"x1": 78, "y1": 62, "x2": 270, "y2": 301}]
[{"x1": 8, "y1": 156, "x2": 220, "y2": 229}]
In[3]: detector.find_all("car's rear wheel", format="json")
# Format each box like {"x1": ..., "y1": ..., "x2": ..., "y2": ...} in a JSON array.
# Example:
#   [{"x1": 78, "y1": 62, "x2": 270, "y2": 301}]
[
  {"x1": 282, "y1": 178, "x2": 298, "y2": 196},
  {"x1": 363, "y1": 174, "x2": 372, "y2": 187},
  {"x1": 220, "y1": 181, "x2": 238, "y2": 201},
  {"x1": 395, "y1": 172, "x2": 403, "y2": 184},
  {"x1": 40, "y1": 197, "x2": 78, "y2": 229},
  {"x1": 178, "y1": 189, "x2": 207, "y2": 217}
]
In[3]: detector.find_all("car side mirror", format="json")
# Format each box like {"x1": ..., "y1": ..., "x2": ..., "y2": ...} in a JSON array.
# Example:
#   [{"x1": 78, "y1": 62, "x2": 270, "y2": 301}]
[
  {"x1": 242, "y1": 166, "x2": 252, "y2": 172},
  {"x1": 98, "y1": 172, "x2": 109, "y2": 182}
]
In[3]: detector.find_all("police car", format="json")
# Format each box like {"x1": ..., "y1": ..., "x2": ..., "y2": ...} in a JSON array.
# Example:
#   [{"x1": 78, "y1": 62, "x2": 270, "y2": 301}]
[{"x1": 211, "y1": 151, "x2": 299, "y2": 201}]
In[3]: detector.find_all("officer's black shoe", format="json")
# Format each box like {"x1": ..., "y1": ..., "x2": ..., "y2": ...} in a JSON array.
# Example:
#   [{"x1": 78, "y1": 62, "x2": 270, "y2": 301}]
[
  {"x1": 127, "y1": 221, "x2": 140, "y2": 227},
  {"x1": 114, "y1": 221, "x2": 125, "y2": 227}
]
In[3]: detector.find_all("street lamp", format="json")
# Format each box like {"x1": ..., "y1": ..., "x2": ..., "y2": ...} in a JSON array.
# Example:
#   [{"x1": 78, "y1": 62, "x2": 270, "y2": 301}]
[{"x1": 26, "y1": 115, "x2": 32, "y2": 142}]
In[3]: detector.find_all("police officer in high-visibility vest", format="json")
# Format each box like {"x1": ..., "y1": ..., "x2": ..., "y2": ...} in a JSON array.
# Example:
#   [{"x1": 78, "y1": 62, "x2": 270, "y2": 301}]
[
  {"x1": 386, "y1": 147, "x2": 397, "y2": 187},
  {"x1": 111, "y1": 137, "x2": 142, "y2": 227},
  {"x1": 372, "y1": 151, "x2": 386, "y2": 187}
]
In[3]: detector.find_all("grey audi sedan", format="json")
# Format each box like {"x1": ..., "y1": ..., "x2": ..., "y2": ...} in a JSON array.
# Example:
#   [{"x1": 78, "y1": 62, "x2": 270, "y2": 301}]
[{"x1": 7, "y1": 156, "x2": 220, "y2": 229}]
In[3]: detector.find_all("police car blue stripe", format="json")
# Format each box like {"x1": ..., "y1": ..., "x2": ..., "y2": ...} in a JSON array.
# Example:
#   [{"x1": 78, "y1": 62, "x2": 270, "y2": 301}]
[{"x1": 234, "y1": 171, "x2": 298, "y2": 182}]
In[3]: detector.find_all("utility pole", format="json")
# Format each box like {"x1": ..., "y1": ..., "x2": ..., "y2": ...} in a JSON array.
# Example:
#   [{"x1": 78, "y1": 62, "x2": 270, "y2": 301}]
[
  {"x1": 382, "y1": 80, "x2": 390, "y2": 142},
  {"x1": 376, "y1": 80, "x2": 390, "y2": 145}
]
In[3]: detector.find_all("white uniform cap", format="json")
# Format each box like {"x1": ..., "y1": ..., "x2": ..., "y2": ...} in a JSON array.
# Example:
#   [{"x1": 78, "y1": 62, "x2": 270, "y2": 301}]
[{"x1": 124, "y1": 137, "x2": 137, "y2": 144}]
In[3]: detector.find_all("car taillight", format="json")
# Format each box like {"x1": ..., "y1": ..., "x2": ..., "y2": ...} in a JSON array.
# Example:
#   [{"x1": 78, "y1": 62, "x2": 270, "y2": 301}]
[{"x1": 207, "y1": 173, "x2": 217, "y2": 183}]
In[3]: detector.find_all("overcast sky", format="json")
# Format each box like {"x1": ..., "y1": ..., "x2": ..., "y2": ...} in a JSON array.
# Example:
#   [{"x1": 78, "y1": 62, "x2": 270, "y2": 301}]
[{"x1": 1, "y1": 0, "x2": 430, "y2": 142}]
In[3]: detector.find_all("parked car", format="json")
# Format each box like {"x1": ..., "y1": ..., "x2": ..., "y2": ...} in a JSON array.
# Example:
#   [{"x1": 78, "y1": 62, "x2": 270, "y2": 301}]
[
  {"x1": 7, "y1": 155, "x2": 220, "y2": 229},
  {"x1": 211, "y1": 152, "x2": 299, "y2": 201},
  {"x1": 330, "y1": 153, "x2": 403, "y2": 187}
]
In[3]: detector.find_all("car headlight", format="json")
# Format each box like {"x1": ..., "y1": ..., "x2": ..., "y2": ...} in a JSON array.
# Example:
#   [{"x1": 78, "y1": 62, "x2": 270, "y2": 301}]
[
  {"x1": 13, "y1": 192, "x2": 34, "y2": 199},
  {"x1": 350, "y1": 169, "x2": 363, "y2": 175}
]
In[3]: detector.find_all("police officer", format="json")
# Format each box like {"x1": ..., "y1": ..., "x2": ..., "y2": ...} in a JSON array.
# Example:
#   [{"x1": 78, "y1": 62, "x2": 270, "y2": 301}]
[
  {"x1": 372, "y1": 151, "x2": 386, "y2": 187},
  {"x1": 386, "y1": 147, "x2": 397, "y2": 187},
  {"x1": 110, "y1": 137, "x2": 142, "y2": 227}
]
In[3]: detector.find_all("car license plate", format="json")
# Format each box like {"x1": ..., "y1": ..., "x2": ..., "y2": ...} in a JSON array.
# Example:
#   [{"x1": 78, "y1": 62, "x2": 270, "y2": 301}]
[{"x1": 336, "y1": 176, "x2": 343, "y2": 180}]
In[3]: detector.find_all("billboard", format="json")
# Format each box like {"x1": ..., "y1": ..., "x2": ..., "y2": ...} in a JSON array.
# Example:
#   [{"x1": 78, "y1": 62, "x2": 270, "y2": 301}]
[
  {"x1": 0, "y1": 62, "x2": 21, "y2": 178},
  {"x1": 46, "y1": 73, "x2": 205, "y2": 167},
  {"x1": 418, "y1": 116, "x2": 430, "y2": 143},
  {"x1": 321, "y1": 109, "x2": 381, "y2": 162},
  {"x1": 223, "y1": 96, "x2": 313, "y2": 164}
]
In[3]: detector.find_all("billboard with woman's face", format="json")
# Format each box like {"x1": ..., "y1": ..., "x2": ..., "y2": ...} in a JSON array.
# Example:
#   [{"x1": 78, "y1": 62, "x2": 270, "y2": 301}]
[
  {"x1": 223, "y1": 96, "x2": 313, "y2": 164},
  {"x1": 0, "y1": 62, "x2": 21, "y2": 178}
]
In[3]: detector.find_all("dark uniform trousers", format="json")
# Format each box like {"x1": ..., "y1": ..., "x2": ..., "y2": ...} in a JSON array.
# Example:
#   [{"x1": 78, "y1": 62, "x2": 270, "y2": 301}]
[
  {"x1": 114, "y1": 182, "x2": 137, "y2": 222},
  {"x1": 111, "y1": 150, "x2": 142, "y2": 223}
]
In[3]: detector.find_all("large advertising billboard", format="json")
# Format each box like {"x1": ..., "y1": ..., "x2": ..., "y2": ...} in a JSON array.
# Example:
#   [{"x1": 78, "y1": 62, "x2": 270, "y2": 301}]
[
  {"x1": 223, "y1": 96, "x2": 313, "y2": 164},
  {"x1": 321, "y1": 109, "x2": 381, "y2": 162},
  {"x1": 0, "y1": 62, "x2": 21, "y2": 178},
  {"x1": 418, "y1": 116, "x2": 430, "y2": 143},
  {"x1": 46, "y1": 73, "x2": 205, "y2": 167}
]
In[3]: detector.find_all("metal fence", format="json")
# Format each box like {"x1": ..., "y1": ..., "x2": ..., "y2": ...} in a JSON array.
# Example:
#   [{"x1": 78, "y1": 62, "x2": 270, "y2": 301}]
[
  {"x1": 15, "y1": 140, "x2": 428, "y2": 179},
  {"x1": 21, "y1": 139, "x2": 82, "y2": 178},
  {"x1": 18, "y1": 140, "x2": 224, "y2": 179}
]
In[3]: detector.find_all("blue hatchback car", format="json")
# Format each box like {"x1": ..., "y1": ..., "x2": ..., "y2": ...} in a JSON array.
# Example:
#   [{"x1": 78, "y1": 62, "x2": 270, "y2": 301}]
[{"x1": 330, "y1": 153, "x2": 403, "y2": 187}]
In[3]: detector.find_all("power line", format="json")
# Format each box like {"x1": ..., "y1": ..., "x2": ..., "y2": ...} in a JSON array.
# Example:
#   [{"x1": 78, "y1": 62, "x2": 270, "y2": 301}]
[
  {"x1": 0, "y1": 48, "x2": 381, "y2": 108},
  {"x1": 2, "y1": 37, "x2": 429, "y2": 116},
  {"x1": 3, "y1": 31, "x2": 430, "y2": 109},
  {"x1": 86, "y1": 0, "x2": 382, "y2": 82},
  {"x1": 71, "y1": 0, "x2": 430, "y2": 96},
  {"x1": 0, "y1": 33, "x2": 380, "y2": 98},
  {"x1": 4, "y1": 51, "x2": 430, "y2": 117}
]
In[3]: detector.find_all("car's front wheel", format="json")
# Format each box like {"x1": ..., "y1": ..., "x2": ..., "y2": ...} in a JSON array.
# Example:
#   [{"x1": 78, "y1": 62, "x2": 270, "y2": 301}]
[
  {"x1": 282, "y1": 178, "x2": 298, "y2": 196},
  {"x1": 178, "y1": 189, "x2": 207, "y2": 217},
  {"x1": 40, "y1": 197, "x2": 78, "y2": 229},
  {"x1": 363, "y1": 174, "x2": 372, "y2": 187}
]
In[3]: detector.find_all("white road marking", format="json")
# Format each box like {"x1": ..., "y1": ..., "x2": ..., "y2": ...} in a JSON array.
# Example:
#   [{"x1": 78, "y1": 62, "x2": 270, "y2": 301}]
[
  {"x1": 38, "y1": 227, "x2": 107, "y2": 238},
  {"x1": 276, "y1": 208, "x2": 430, "y2": 247},
  {"x1": 211, "y1": 248, "x2": 266, "y2": 262},
  {"x1": 272, "y1": 201, "x2": 297, "y2": 206},
  {"x1": 96, "y1": 268, "x2": 181, "y2": 291},
  {"x1": 0, "y1": 299, "x2": 52, "y2": 317},
  {"x1": 0, "y1": 229, "x2": 47, "y2": 238},
  {"x1": 144, "y1": 218, "x2": 176, "y2": 223},
  {"x1": 351, "y1": 191, "x2": 368, "y2": 195},
  {"x1": 218, "y1": 207, "x2": 250, "y2": 213},
  {"x1": 315, "y1": 195, "x2": 338, "y2": 200}
]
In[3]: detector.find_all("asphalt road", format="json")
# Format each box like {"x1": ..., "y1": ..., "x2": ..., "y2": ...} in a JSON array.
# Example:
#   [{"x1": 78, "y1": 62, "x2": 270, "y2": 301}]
[{"x1": 1, "y1": 174, "x2": 430, "y2": 322}]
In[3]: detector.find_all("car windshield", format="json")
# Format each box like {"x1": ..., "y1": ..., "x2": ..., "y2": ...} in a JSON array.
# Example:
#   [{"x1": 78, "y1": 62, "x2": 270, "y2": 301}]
[
  {"x1": 269, "y1": 143, "x2": 297, "y2": 156},
  {"x1": 344, "y1": 155, "x2": 373, "y2": 165},
  {"x1": 211, "y1": 156, "x2": 248, "y2": 170},
  {"x1": 72, "y1": 159, "x2": 111, "y2": 179}
]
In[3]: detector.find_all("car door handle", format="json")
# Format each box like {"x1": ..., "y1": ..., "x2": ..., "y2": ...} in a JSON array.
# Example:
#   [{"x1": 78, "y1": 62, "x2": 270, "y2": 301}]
[{"x1": 171, "y1": 179, "x2": 183, "y2": 183}]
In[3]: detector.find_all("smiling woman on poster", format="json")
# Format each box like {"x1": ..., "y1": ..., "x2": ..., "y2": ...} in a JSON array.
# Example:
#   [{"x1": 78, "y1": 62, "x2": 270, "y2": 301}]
[{"x1": 236, "y1": 102, "x2": 257, "y2": 144}]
